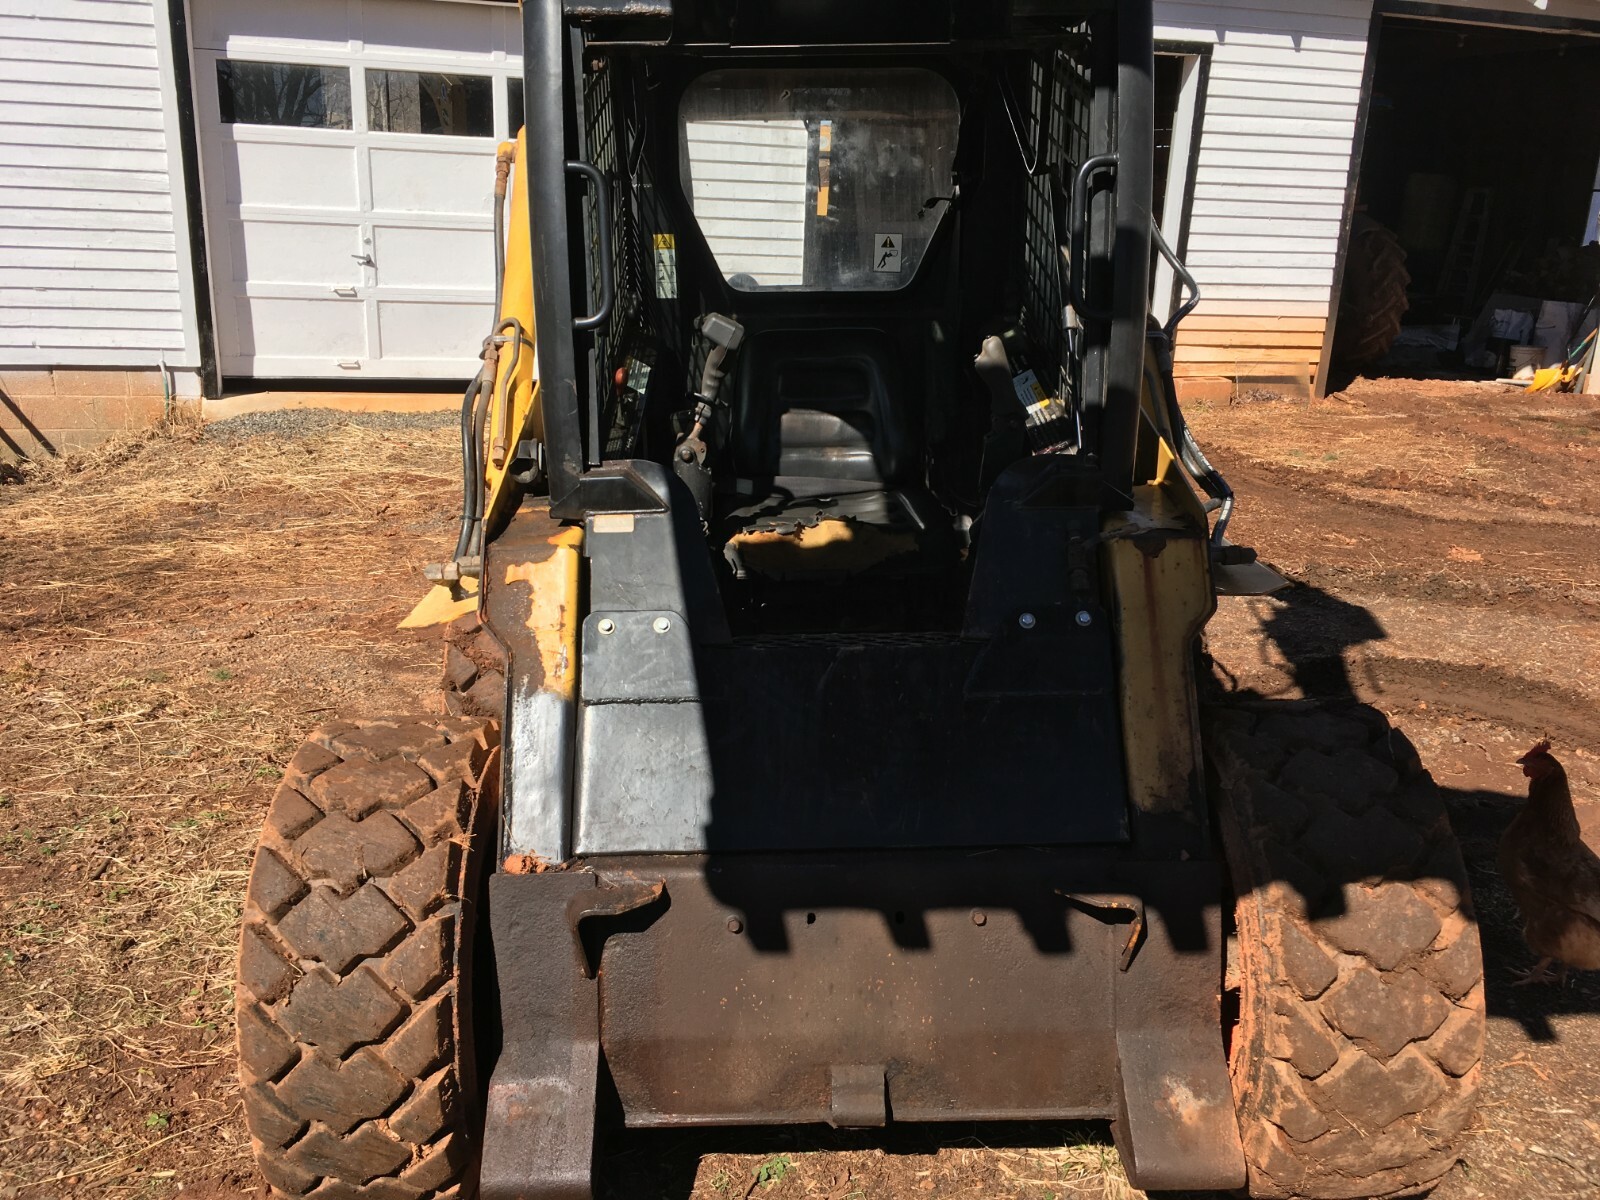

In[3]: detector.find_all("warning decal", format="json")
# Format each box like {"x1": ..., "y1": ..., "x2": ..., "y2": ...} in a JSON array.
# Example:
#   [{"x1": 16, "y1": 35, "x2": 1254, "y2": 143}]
[
  {"x1": 873, "y1": 233, "x2": 901, "y2": 273},
  {"x1": 1011, "y1": 368, "x2": 1052, "y2": 422},
  {"x1": 653, "y1": 233, "x2": 677, "y2": 299}
]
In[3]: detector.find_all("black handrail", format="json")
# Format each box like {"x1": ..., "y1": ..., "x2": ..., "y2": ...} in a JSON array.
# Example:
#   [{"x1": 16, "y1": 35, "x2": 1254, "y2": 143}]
[
  {"x1": 1069, "y1": 152, "x2": 1118, "y2": 321},
  {"x1": 566, "y1": 160, "x2": 614, "y2": 332}
]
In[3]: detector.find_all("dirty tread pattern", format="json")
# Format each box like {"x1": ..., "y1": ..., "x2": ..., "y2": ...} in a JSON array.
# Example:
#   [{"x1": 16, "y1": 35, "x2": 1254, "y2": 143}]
[
  {"x1": 442, "y1": 613, "x2": 507, "y2": 720},
  {"x1": 238, "y1": 716, "x2": 498, "y2": 1199},
  {"x1": 1209, "y1": 704, "x2": 1485, "y2": 1200}
]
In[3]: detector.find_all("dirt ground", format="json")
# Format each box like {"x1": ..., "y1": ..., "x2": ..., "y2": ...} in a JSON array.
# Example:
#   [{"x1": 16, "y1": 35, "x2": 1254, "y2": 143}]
[
  {"x1": 1191, "y1": 378, "x2": 1600, "y2": 1200},
  {"x1": 0, "y1": 380, "x2": 1597, "y2": 1199}
]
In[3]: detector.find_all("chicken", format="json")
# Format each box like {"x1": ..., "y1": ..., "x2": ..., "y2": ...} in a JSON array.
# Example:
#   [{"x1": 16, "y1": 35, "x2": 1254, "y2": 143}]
[{"x1": 1498, "y1": 741, "x2": 1600, "y2": 985}]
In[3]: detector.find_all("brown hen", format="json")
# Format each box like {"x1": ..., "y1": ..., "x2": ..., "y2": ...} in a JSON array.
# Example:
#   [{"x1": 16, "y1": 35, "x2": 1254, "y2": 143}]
[{"x1": 1498, "y1": 741, "x2": 1600, "y2": 984}]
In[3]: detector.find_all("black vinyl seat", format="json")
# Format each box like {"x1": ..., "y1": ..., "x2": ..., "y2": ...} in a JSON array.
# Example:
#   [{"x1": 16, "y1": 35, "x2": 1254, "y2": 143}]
[{"x1": 714, "y1": 328, "x2": 958, "y2": 580}]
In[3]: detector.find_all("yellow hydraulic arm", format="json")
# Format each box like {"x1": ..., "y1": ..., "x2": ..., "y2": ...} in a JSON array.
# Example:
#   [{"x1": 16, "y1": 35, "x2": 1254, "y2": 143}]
[
  {"x1": 482, "y1": 130, "x2": 544, "y2": 536},
  {"x1": 404, "y1": 129, "x2": 543, "y2": 628}
]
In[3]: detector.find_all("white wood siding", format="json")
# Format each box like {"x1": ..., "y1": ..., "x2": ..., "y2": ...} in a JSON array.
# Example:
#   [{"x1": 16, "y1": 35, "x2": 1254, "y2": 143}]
[
  {"x1": 1156, "y1": 0, "x2": 1374, "y2": 389},
  {"x1": 0, "y1": 0, "x2": 198, "y2": 369},
  {"x1": 684, "y1": 119, "x2": 809, "y2": 287}
]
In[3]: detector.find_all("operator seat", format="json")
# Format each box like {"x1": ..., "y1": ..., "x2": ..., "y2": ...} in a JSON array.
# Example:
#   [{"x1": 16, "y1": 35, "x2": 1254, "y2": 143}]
[{"x1": 714, "y1": 328, "x2": 958, "y2": 580}]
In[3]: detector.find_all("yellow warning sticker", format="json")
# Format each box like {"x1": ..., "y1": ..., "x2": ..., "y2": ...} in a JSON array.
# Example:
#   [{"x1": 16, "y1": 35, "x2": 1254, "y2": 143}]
[{"x1": 653, "y1": 233, "x2": 677, "y2": 299}]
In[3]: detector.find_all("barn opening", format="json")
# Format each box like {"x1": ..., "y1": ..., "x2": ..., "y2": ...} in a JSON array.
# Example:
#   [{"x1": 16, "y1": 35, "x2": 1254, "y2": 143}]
[{"x1": 1329, "y1": 12, "x2": 1600, "y2": 383}]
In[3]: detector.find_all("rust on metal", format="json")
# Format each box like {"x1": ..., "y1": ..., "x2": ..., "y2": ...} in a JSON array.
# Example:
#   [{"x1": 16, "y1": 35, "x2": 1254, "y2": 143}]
[{"x1": 1058, "y1": 891, "x2": 1146, "y2": 970}]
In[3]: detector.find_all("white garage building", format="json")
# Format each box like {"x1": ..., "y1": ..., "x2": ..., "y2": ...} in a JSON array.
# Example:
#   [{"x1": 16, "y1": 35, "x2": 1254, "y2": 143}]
[{"x1": 2, "y1": 0, "x2": 1598, "y2": 452}]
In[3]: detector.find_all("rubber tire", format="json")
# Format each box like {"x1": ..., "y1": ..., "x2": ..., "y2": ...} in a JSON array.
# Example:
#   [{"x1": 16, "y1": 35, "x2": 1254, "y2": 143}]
[
  {"x1": 237, "y1": 716, "x2": 499, "y2": 1199},
  {"x1": 1333, "y1": 216, "x2": 1411, "y2": 371},
  {"x1": 441, "y1": 613, "x2": 507, "y2": 721},
  {"x1": 1208, "y1": 703, "x2": 1485, "y2": 1200}
]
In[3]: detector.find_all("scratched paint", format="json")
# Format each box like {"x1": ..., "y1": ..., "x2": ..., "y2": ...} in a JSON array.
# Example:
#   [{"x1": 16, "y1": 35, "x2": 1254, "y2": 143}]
[{"x1": 502, "y1": 526, "x2": 583, "y2": 698}]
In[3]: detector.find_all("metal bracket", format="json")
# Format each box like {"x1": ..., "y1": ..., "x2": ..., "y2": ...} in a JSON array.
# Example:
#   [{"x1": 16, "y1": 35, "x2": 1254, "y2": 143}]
[
  {"x1": 829, "y1": 1064, "x2": 887, "y2": 1128},
  {"x1": 480, "y1": 872, "x2": 602, "y2": 1200},
  {"x1": 566, "y1": 874, "x2": 667, "y2": 978},
  {"x1": 1058, "y1": 891, "x2": 1145, "y2": 971}
]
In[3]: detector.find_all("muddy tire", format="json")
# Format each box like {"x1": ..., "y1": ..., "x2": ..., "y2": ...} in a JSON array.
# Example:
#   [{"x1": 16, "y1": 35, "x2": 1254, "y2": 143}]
[
  {"x1": 442, "y1": 612, "x2": 507, "y2": 720},
  {"x1": 1333, "y1": 216, "x2": 1410, "y2": 370},
  {"x1": 1208, "y1": 703, "x2": 1484, "y2": 1200},
  {"x1": 237, "y1": 716, "x2": 499, "y2": 1198}
]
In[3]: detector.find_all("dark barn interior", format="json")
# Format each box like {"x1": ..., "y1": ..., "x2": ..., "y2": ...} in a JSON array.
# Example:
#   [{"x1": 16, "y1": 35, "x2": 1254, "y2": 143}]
[{"x1": 1336, "y1": 15, "x2": 1600, "y2": 374}]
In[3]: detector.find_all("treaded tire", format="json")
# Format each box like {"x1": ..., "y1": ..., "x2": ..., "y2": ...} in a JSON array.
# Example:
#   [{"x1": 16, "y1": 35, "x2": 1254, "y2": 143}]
[
  {"x1": 1333, "y1": 216, "x2": 1411, "y2": 370},
  {"x1": 237, "y1": 716, "x2": 499, "y2": 1199},
  {"x1": 441, "y1": 613, "x2": 507, "y2": 720},
  {"x1": 1208, "y1": 702, "x2": 1484, "y2": 1200}
]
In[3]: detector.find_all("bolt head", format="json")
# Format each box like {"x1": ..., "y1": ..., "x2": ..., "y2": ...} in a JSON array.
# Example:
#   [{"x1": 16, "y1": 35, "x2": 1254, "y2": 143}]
[
  {"x1": 971, "y1": 909, "x2": 988, "y2": 927},
  {"x1": 726, "y1": 917, "x2": 744, "y2": 934},
  {"x1": 1075, "y1": 610, "x2": 1094, "y2": 627},
  {"x1": 1018, "y1": 612, "x2": 1037, "y2": 630},
  {"x1": 597, "y1": 618, "x2": 616, "y2": 635},
  {"x1": 652, "y1": 616, "x2": 672, "y2": 634}
]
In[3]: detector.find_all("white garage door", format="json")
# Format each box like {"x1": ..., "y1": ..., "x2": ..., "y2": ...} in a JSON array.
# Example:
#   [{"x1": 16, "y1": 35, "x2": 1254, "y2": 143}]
[{"x1": 192, "y1": 0, "x2": 522, "y2": 379}]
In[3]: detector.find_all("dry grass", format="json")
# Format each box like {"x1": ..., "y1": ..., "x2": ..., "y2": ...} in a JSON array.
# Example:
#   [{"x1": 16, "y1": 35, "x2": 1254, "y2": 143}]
[
  {"x1": 0, "y1": 416, "x2": 457, "y2": 1196},
  {"x1": 614, "y1": 1125, "x2": 1145, "y2": 1200}
]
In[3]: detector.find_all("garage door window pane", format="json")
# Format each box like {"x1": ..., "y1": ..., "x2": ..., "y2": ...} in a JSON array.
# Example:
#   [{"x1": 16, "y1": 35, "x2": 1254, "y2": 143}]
[
  {"x1": 217, "y1": 61, "x2": 352, "y2": 129},
  {"x1": 368, "y1": 71, "x2": 493, "y2": 136},
  {"x1": 508, "y1": 78, "x2": 524, "y2": 135}
]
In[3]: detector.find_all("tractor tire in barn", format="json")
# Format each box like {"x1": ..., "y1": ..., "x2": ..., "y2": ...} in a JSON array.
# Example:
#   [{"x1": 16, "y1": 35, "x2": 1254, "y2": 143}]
[
  {"x1": 1332, "y1": 216, "x2": 1411, "y2": 371},
  {"x1": 1208, "y1": 702, "x2": 1484, "y2": 1200},
  {"x1": 236, "y1": 716, "x2": 499, "y2": 1198}
]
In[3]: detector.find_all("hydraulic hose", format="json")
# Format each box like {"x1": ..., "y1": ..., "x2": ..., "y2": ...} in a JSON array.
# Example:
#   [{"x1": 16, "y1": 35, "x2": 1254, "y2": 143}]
[
  {"x1": 1152, "y1": 219, "x2": 1201, "y2": 342},
  {"x1": 469, "y1": 365, "x2": 493, "y2": 561},
  {"x1": 492, "y1": 143, "x2": 514, "y2": 303},
  {"x1": 448, "y1": 144, "x2": 518, "y2": 573},
  {"x1": 453, "y1": 369, "x2": 485, "y2": 562},
  {"x1": 488, "y1": 317, "x2": 529, "y2": 468},
  {"x1": 1145, "y1": 339, "x2": 1234, "y2": 549}
]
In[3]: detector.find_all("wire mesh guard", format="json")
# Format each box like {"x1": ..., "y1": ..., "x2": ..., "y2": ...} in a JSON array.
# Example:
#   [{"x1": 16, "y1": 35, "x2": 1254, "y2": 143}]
[
  {"x1": 584, "y1": 59, "x2": 687, "y2": 461},
  {"x1": 579, "y1": 39, "x2": 1095, "y2": 463},
  {"x1": 1020, "y1": 39, "x2": 1092, "y2": 408}
]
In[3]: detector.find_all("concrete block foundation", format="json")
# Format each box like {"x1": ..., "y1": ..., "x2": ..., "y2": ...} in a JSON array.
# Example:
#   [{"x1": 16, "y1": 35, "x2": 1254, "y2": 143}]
[{"x1": 1, "y1": 368, "x2": 201, "y2": 461}]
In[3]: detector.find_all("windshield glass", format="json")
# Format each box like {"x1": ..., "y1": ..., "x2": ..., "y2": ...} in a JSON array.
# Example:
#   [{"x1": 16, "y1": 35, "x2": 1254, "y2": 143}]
[{"x1": 679, "y1": 68, "x2": 960, "y2": 292}]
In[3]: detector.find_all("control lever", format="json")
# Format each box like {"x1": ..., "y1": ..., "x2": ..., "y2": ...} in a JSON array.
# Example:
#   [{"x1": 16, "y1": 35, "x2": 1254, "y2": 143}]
[
  {"x1": 675, "y1": 313, "x2": 744, "y2": 518},
  {"x1": 678, "y1": 313, "x2": 745, "y2": 463}
]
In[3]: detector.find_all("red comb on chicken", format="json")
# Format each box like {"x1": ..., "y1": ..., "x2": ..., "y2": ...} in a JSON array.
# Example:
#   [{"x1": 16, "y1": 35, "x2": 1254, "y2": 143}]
[
  {"x1": 1517, "y1": 740, "x2": 1555, "y2": 775},
  {"x1": 1498, "y1": 740, "x2": 1600, "y2": 985}
]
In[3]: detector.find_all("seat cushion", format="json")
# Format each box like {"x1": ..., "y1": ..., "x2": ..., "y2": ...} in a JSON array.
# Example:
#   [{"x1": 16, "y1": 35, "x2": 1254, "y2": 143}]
[{"x1": 730, "y1": 329, "x2": 911, "y2": 485}]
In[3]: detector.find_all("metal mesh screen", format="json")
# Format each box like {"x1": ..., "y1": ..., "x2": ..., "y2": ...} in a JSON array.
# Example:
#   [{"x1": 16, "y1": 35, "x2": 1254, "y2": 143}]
[
  {"x1": 1020, "y1": 40, "x2": 1092, "y2": 404},
  {"x1": 581, "y1": 60, "x2": 653, "y2": 458}
]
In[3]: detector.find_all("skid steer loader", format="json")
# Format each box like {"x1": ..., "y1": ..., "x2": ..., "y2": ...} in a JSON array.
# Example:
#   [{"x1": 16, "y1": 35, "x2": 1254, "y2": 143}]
[{"x1": 236, "y1": 2, "x2": 1486, "y2": 1197}]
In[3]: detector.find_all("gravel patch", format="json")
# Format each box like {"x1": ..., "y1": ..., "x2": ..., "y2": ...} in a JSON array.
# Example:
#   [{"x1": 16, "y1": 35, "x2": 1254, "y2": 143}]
[{"x1": 202, "y1": 406, "x2": 456, "y2": 442}]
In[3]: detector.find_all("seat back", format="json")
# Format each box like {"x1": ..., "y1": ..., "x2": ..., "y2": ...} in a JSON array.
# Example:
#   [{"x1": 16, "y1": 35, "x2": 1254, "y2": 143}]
[{"x1": 730, "y1": 329, "x2": 910, "y2": 486}]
